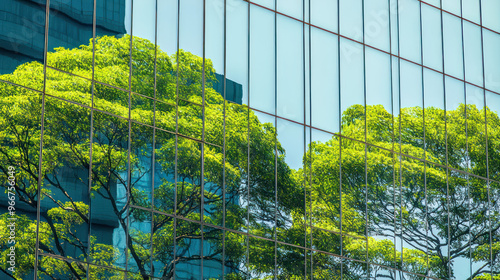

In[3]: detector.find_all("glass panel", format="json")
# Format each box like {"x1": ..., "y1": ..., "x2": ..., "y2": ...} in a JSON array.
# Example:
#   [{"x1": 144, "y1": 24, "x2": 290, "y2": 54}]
[
  {"x1": 177, "y1": 0, "x2": 203, "y2": 102},
  {"x1": 248, "y1": 237, "x2": 275, "y2": 279},
  {"x1": 309, "y1": 129, "x2": 341, "y2": 255},
  {"x1": 249, "y1": 6, "x2": 275, "y2": 114},
  {"x1": 226, "y1": 0, "x2": 248, "y2": 105},
  {"x1": 421, "y1": 4, "x2": 443, "y2": 72},
  {"x1": 490, "y1": 181, "x2": 500, "y2": 279},
  {"x1": 277, "y1": 15, "x2": 304, "y2": 123},
  {"x1": 311, "y1": 28, "x2": 340, "y2": 133},
  {"x1": 152, "y1": 213, "x2": 175, "y2": 278},
  {"x1": 400, "y1": 156, "x2": 427, "y2": 276},
  {"x1": 175, "y1": 219, "x2": 202, "y2": 279},
  {"x1": 0, "y1": 0, "x2": 46, "y2": 90},
  {"x1": 340, "y1": 38, "x2": 365, "y2": 141},
  {"x1": 443, "y1": 13, "x2": 464, "y2": 79},
  {"x1": 342, "y1": 258, "x2": 367, "y2": 279},
  {"x1": 364, "y1": 0, "x2": 390, "y2": 52},
  {"x1": 131, "y1": 93, "x2": 154, "y2": 126},
  {"x1": 366, "y1": 48, "x2": 392, "y2": 145},
  {"x1": 176, "y1": 136, "x2": 202, "y2": 220},
  {"x1": 442, "y1": 0, "x2": 461, "y2": 16},
  {"x1": 483, "y1": 30, "x2": 500, "y2": 93},
  {"x1": 398, "y1": 0, "x2": 421, "y2": 64},
  {"x1": 130, "y1": 123, "x2": 153, "y2": 208},
  {"x1": 399, "y1": 60, "x2": 424, "y2": 159},
  {"x1": 155, "y1": 100, "x2": 176, "y2": 133},
  {"x1": 206, "y1": 0, "x2": 224, "y2": 77},
  {"x1": 0, "y1": 84, "x2": 41, "y2": 280},
  {"x1": 339, "y1": 0, "x2": 362, "y2": 42},
  {"x1": 203, "y1": 144, "x2": 223, "y2": 226},
  {"x1": 389, "y1": 0, "x2": 399, "y2": 56},
  {"x1": 37, "y1": 256, "x2": 87, "y2": 279},
  {"x1": 466, "y1": 85, "x2": 487, "y2": 178},
  {"x1": 177, "y1": 100, "x2": 203, "y2": 140},
  {"x1": 341, "y1": 138, "x2": 367, "y2": 262},
  {"x1": 426, "y1": 162, "x2": 449, "y2": 279},
  {"x1": 224, "y1": 103, "x2": 249, "y2": 232},
  {"x1": 89, "y1": 265, "x2": 126, "y2": 279},
  {"x1": 448, "y1": 170, "x2": 471, "y2": 280},
  {"x1": 367, "y1": 146, "x2": 396, "y2": 268},
  {"x1": 157, "y1": 0, "x2": 178, "y2": 57},
  {"x1": 46, "y1": 67, "x2": 92, "y2": 107},
  {"x1": 423, "y1": 69, "x2": 445, "y2": 164},
  {"x1": 469, "y1": 176, "x2": 490, "y2": 279},
  {"x1": 312, "y1": 251, "x2": 340, "y2": 279},
  {"x1": 463, "y1": 21, "x2": 484, "y2": 87},
  {"x1": 481, "y1": 0, "x2": 500, "y2": 33},
  {"x1": 486, "y1": 91, "x2": 500, "y2": 182},
  {"x1": 445, "y1": 77, "x2": 467, "y2": 172},
  {"x1": 310, "y1": 0, "x2": 338, "y2": 32},
  {"x1": 225, "y1": 231, "x2": 248, "y2": 279},
  {"x1": 128, "y1": 207, "x2": 152, "y2": 276},
  {"x1": 276, "y1": 119, "x2": 305, "y2": 246},
  {"x1": 203, "y1": 226, "x2": 223, "y2": 279},
  {"x1": 276, "y1": 243, "x2": 305, "y2": 278},
  {"x1": 249, "y1": 111, "x2": 275, "y2": 239},
  {"x1": 277, "y1": 0, "x2": 302, "y2": 19},
  {"x1": 40, "y1": 97, "x2": 91, "y2": 262},
  {"x1": 93, "y1": 82, "x2": 129, "y2": 119},
  {"x1": 91, "y1": 110, "x2": 129, "y2": 269},
  {"x1": 153, "y1": 129, "x2": 176, "y2": 214},
  {"x1": 47, "y1": 0, "x2": 94, "y2": 78},
  {"x1": 94, "y1": 35, "x2": 130, "y2": 91},
  {"x1": 462, "y1": 0, "x2": 481, "y2": 24},
  {"x1": 252, "y1": 0, "x2": 275, "y2": 10},
  {"x1": 156, "y1": 0, "x2": 178, "y2": 105},
  {"x1": 131, "y1": 0, "x2": 156, "y2": 98}
]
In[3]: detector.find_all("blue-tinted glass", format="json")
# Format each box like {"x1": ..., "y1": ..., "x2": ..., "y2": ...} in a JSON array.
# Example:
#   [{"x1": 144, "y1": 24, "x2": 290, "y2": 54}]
[
  {"x1": 443, "y1": 0, "x2": 461, "y2": 15},
  {"x1": 339, "y1": 0, "x2": 362, "y2": 42},
  {"x1": 41, "y1": 96, "x2": 91, "y2": 262},
  {"x1": 0, "y1": 0, "x2": 46, "y2": 86},
  {"x1": 422, "y1": 4, "x2": 443, "y2": 72},
  {"x1": 483, "y1": 30, "x2": 500, "y2": 93},
  {"x1": 277, "y1": 0, "x2": 302, "y2": 19},
  {"x1": 399, "y1": 60, "x2": 423, "y2": 159},
  {"x1": 366, "y1": 48, "x2": 392, "y2": 144},
  {"x1": 423, "y1": 69, "x2": 445, "y2": 163},
  {"x1": 340, "y1": 38, "x2": 364, "y2": 141},
  {"x1": 486, "y1": 91, "x2": 500, "y2": 182},
  {"x1": 445, "y1": 77, "x2": 467, "y2": 171},
  {"x1": 249, "y1": 6, "x2": 275, "y2": 114},
  {"x1": 443, "y1": 13, "x2": 464, "y2": 79},
  {"x1": 399, "y1": 0, "x2": 421, "y2": 64},
  {"x1": 364, "y1": 0, "x2": 390, "y2": 52},
  {"x1": 47, "y1": 0, "x2": 94, "y2": 78},
  {"x1": 310, "y1": 0, "x2": 338, "y2": 32},
  {"x1": 310, "y1": 28, "x2": 339, "y2": 133},
  {"x1": 463, "y1": 0, "x2": 481, "y2": 24},
  {"x1": 226, "y1": 0, "x2": 248, "y2": 105},
  {"x1": 277, "y1": 15, "x2": 304, "y2": 123},
  {"x1": 481, "y1": 0, "x2": 500, "y2": 33},
  {"x1": 463, "y1": 21, "x2": 484, "y2": 86}
]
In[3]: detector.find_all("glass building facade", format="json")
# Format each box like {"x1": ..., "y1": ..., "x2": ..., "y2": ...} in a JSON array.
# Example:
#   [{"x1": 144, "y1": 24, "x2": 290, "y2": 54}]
[{"x1": 1, "y1": 0, "x2": 500, "y2": 279}]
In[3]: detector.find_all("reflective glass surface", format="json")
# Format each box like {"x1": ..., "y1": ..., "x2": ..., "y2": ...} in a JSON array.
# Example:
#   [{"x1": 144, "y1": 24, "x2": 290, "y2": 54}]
[{"x1": 1, "y1": 0, "x2": 500, "y2": 279}]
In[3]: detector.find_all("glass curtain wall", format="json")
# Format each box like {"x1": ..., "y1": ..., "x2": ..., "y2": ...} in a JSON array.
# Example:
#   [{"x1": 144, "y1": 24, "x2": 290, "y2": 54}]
[{"x1": 1, "y1": 0, "x2": 500, "y2": 279}]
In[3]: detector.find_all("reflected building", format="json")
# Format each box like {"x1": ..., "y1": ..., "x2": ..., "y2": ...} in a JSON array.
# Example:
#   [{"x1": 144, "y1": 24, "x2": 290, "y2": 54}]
[{"x1": 1, "y1": 1, "x2": 500, "y2": 280}]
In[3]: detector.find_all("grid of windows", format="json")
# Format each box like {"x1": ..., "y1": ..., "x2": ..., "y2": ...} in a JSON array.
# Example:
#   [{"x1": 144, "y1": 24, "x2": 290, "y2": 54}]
[{"x1": 1, "y1": 0, "x2": 500, "y2": 279}]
